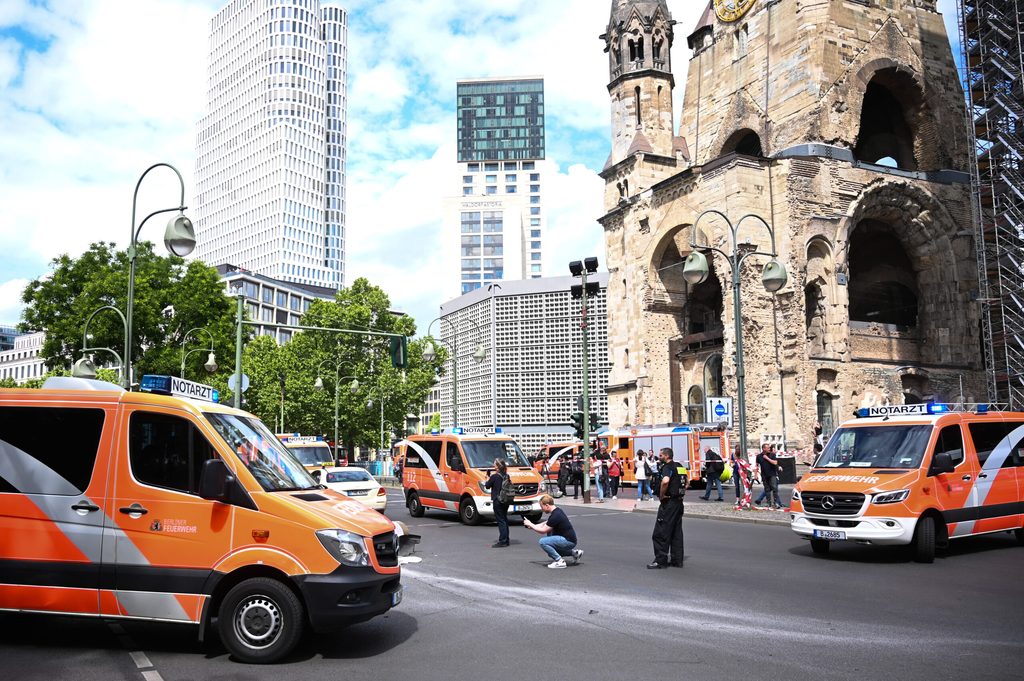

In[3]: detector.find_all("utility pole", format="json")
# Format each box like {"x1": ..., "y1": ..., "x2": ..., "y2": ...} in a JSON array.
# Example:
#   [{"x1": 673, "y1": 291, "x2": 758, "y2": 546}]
[{"x1": 570, "y1": 257, "x2": 600, "y2": 503}]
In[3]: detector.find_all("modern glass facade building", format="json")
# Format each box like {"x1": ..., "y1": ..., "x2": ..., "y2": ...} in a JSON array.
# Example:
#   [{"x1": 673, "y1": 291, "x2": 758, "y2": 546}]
[
  {"x1": 451, "y1": 77, "x2": 546, "y2": 296},
  {"x1": 194, "y1": 0, "x2": 348, "y2": 290}
]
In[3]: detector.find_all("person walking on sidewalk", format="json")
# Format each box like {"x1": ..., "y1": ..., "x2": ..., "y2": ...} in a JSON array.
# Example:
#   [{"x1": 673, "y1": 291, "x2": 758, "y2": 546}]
[
  {"x1": 699, "y1": 448, "x2": 725, "y2": 501},
  {"x1": 570, "y1": 454, "x2": 583, "y2": 499},
  {"x1": 557, "y1": 454, "x2": 572, "y2": 497},
  {"x1": 608, "y1": 455, "x2": 622, "y2": 499},
  {"x1": 730, "y1": 446, "x2": 743, "y2": 504},
  {"x1": 648, "y1": 447, "x2": 687, "y2": 569},
  {"x1": 592, "y1": 456, "x2": 605, "y2": 501},
  {"x1": 754, "y1": 444, "x2": 785, "y2": 509},
  {"x1": 524, "y1": 495, "x2": 582, "y2": 569},
  {"x1": 484, "y1": 458, "x2": 511, "y2": 547},
  {"x1": 634, "y1": 449, "x2": 651, "y2": 501}
]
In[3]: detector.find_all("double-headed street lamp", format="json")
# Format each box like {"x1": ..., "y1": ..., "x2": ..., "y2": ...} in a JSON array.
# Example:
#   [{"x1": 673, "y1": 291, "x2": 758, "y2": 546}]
[
  {"x1": 72, "y1": 305, "x2": 129, "y2": 387},
  {"x1": 421, "y1": 317, "x2": 487, "y2": 429},
  {"x1": 180, "y1": 327, "x2": 218, "y2": 379},
  {"x1": 314, "y1": 360, "x2": 359, "y2": 463},
  {"x1": 125, "y1": 163, "x2": 196, "y2": 388},
  {"x1": 681, "y1": 210, "x2": 788, "y2": 459}
]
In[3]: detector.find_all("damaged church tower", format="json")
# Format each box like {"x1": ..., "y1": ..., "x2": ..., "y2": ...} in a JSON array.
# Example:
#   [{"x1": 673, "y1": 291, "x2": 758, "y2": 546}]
[{"x1": 600, "y1": 0, "x2": 984, "y2": 451}]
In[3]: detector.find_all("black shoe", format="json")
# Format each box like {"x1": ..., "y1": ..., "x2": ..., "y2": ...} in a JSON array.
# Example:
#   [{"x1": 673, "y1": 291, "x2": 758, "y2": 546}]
[
  {"x1": 646, "y1": 561, "x2": 667, "y2": 569},
  {"x1": 715, "y1": 498, "x2": 724, "y2": 502},
  {"x1": 491, "y1": 542, "x2": 509, "y2": 548},
  {"x1": 669, "y1": 562, "x2": 683, "y2": 567},
  {"x1": 699, "y1": 496, "x2": 709, "y2": 501}
]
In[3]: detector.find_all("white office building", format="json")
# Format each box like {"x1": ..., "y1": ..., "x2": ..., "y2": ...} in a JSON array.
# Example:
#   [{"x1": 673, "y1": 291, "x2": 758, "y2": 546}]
[
  {"x1": 448, "y1": 77, "x2": 546, "y2": 296},
  {"x1": 0, "y1": 332, "x2": 46, "y2": 385},
  {"x1": 195, "y1": 0, "x2": 348, "y2": 289},
  {"x1": 436, "y1": 274, "x2": 610, "y2": 454}
]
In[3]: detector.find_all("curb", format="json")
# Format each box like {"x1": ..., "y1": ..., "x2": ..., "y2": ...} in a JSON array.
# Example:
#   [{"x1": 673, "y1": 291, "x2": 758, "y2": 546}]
[{"x1": 632, "y1": 505, "x2": 791, "y2": 527}]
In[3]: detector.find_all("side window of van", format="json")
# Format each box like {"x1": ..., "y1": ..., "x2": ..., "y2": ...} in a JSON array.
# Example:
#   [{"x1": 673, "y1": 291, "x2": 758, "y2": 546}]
[
  {"x1": 446, "y1": 444, "x2": 465, "y2": 471},
  {"x1": 405, "y1": 440, "x2": 442, "y2": 469},
  {"x1": 130, "y1": 412, "x2": 216, "y2": 495},
  {"x1": 0, "y1": 406, "x2": 105, "y2": 495},
  {"x1": 967, "y1": 421, "x2": 1024, "y2": 467},
  {"x1": 934, "y1": 425, "x2": 965, "y2": 467}
]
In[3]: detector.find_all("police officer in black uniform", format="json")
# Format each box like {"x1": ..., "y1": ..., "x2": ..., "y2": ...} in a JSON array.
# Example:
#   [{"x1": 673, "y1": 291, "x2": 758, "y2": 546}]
[{"x1": 648, "y1": 447, "x2": 686, "y2": 568}]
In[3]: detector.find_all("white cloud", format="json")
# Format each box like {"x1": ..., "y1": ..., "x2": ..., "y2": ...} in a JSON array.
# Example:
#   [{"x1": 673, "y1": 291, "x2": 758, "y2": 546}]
[
  {"x1": 0, "y1": 279, "x2": 29, "y2": 325},
  {"x1": 349, "y1": 61, "x2": 412, "y2": 115}
]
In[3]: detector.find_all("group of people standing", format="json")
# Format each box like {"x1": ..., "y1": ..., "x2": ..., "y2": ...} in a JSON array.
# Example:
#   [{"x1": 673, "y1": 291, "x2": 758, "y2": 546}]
[{"x1": 552, "y1": 451, "x2": 623, "y2": 500}]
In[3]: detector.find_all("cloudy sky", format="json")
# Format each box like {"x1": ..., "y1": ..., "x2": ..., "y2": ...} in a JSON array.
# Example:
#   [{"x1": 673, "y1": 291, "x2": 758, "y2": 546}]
[{"x1": 0, "y1": 0, "x2": 961, "y2": 333}]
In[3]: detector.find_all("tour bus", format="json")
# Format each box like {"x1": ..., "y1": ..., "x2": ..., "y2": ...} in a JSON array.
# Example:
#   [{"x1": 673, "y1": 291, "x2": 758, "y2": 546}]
[
  {"x1": 0, "y1": 375, "x2": 402, "y2": 663},
  {"x1": 396, "y1": 429, "x2": 545, "y2": 524},
  {"x1": 278, "y1": 433, "x2": 337, "y2": 473},
  {"x1": 790, "y1": 402, "x2": 1024, "y2": 562},
  {"x1": 600, "y1": 425, "x2": 731, "y2": 487}
]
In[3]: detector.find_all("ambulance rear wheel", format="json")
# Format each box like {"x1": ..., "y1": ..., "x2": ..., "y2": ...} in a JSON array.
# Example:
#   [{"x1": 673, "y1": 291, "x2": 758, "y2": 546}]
[
  {"x1": 460, "y1": 498, "x2": 482, "y2": 525},
  {"x1": 407, "y1": 492, "x2": 424, "y2": 518},
  {"x1": 912, "y1": 516, "x2": 936, "y2": 563},
  {"x1": 219, "y1": 577, "x2": 304, "y2": 664},
  {"x1": 809, "y1": 539, "x2": 830, "y2": 556}
]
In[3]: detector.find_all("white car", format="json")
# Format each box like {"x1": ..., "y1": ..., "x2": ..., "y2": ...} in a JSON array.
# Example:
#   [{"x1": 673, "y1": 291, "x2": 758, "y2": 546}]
[{"x1": 318, "y1": 466, "x2": 388, "y2": 511}]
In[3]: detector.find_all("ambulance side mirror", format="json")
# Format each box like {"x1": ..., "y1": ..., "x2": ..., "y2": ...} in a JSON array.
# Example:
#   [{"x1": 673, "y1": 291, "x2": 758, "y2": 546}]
[
  {"x1": 199, "y1": 459, "x2": 235, "y2": 502},
  {"x1": 929, "y1": 452, "x2": 956, "y2": 476}
]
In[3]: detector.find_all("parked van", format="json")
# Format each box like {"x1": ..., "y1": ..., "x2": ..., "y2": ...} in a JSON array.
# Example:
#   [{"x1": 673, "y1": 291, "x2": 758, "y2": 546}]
[
  {"x1": 278, "y1": 433, "x2": 336, "y2": 472},
  {"x1": 790, "y1": 403, "x2": 1024, "y2": 562},
  {"x1": 397, "y1": 430, "x2": 544, "y2": 524},
  {"x1": 0, "y1": 376, "x2": 402, "y2": 663},
  {"x1": 533, "y1": 441, "x2": 582, "y2": 481}
]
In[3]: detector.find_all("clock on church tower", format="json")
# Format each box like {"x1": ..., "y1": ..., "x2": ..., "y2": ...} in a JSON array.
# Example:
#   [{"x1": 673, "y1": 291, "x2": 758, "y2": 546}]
[{"x1": 714, "y1": 0, "x2": 756, "y2": 23}]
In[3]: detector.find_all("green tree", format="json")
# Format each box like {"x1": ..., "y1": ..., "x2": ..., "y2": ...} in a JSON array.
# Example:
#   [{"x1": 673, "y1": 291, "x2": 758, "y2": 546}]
[
  {"x1": 427, "y1": 412, "x2": 441, "y2": 433},
  {"x1": 19, "y1": 242, "x2": 244, "y2": 385}
]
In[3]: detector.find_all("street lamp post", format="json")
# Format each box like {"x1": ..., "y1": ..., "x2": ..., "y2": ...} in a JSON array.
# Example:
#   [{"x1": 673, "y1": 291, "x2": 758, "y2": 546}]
[
  {"x1": 125, "y1": 163, "x2": 196, "y2": 389},
  {"x1": 180, "y1": 327, "x2": 218, "y2": 379},
  {"x1": 74, "y1": 305, "x2": 129, "y2": 387},
  {"x1": 314, "y1": 360, "x2": 359, "y2": 464},
  {"x1": 681, "y1": 210, "x2": 788, "y2": 459},
  {"x1": 570, "y1": 257, "x2": 600, "y2": 503},
  {"x1": 421, "y1": 317, "x2": 487, "y2": 429}
]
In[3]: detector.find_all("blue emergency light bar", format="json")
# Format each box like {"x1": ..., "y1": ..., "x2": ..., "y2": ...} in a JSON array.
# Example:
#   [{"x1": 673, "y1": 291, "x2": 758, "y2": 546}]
[{"x1": 139, "y1": 375, "x2": 219, "y2": 403}]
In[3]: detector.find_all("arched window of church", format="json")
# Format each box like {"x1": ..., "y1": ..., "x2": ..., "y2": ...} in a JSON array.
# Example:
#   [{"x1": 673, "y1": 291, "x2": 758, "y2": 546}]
[
  {"x1": 634, "y1": 87, "x2": 642, "y2": 126},
  {"x1": 735, "y1": 24, "x2": 748, "y2": 59},
  {"x1": 721, "y1": 128, "x2": 762, "y2": 157},
  {"x1": 854, "y1": 69, "x2": 921, "y2": 170},
  {"x1": 687, "y1": 385, "x2": 705, "y2": 424},
  {"x1": 703, "y1": 354, "x2": 724, "y2": 397},
  {"x1": 847, "y1": 219, "x2": 919, "y2": 327}
]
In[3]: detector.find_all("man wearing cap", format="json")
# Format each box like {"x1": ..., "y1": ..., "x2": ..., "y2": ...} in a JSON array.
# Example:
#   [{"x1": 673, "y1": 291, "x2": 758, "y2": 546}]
[
  {"x1": 699, "y1": 447, "x2": 725, "y2": 502},
  {"x1": 648, "y1": 447, "x2": 687, "y2": 569}
]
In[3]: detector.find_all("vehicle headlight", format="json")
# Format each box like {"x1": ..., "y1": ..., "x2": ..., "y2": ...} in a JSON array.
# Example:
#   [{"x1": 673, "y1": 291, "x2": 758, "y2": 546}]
[
  {"x1": 872, "y1": 489, "x2": 911, "y2": 505},
  {"x1": 479, "y1": 481, "x2": 489, "y2": 493},
  {"x1": 791, "y1": 489, "x2": 801, "y2": 501},
  {"x1": 316, "y1": 529, "x2": 369, "y2": 567}
]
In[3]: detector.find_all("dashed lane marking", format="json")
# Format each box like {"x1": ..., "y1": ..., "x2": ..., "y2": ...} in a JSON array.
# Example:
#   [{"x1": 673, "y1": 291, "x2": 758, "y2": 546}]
[{"x1": 105, "y1": 620, "x2": 164, "y2": 681}]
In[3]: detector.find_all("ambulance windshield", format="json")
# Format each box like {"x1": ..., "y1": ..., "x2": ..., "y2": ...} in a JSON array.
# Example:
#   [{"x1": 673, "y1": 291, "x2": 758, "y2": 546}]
[
  {"x1": 815, "y1": 425, "x2": 933, "y2": 469},
  {"x1": 206, "y1": 413, "x2": 319, "y2": 491},
  {"x1": 463, "y1": 440, "x2": 530, "y2": 469}
]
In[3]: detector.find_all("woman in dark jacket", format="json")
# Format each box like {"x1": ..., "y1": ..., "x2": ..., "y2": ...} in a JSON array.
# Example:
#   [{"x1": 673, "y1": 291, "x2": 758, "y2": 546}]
[{"x1": 484, "y1": 458, "x2": 510, "y2": 547}]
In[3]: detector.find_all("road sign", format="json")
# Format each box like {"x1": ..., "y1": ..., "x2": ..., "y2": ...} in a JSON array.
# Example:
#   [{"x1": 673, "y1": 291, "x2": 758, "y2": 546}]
[
  {"x1": 228, "y1": 373, "x2": 250, "y2": 393},
  {"x1": 705, "y1": 396, "x2": 733, "y2": 429}
]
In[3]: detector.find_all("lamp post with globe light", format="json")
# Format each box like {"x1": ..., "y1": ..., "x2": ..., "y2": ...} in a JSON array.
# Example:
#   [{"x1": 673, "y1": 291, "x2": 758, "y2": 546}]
[
  {"x1": 125, "y1": 163, "x2": 196, "y2": 388},
  {"x1": 421, "y1": 317, "x2": 487, "y2": 429},
  {"x1": 180, "y1": 327, "x2": 218, "y2": 379},
  {"x1": 681, "y1": 210, "x2": 788, "y2": 459},
  {"x1": 72, "y1": 305, "x2": 129, "y2": 387},
  {"x1": 313, "y1": 360, "x2": 359, "y2": 464}
]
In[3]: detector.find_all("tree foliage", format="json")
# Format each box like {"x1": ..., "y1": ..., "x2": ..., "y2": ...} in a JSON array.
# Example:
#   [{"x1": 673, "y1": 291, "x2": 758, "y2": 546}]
[{"x1": 19, "y1": 242, "x2": 242, "y2": 384}]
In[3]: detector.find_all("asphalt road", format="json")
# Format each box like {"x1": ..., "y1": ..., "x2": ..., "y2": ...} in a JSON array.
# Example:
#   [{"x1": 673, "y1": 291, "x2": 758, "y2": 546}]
[{"x1": 2, "y1": 489, "x2": 1022, "y2": 681}]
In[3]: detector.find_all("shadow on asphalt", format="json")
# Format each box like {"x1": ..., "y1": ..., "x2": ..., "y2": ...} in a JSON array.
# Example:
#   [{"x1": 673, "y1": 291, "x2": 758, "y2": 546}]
[{"x1": 786, "y1": 531, "x2": 1021, "y2": 563}]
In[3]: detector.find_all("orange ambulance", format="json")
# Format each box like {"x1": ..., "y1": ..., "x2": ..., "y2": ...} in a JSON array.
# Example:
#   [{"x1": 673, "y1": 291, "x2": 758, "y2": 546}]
[
  {"x1": 0, "y1": 375, "x2": 402, "y2": 663},
  {"x1": 397, "y1": 429, "x2": 545, "y2": 524},
  {"x1": 790, "y1": 402, "x2": 1024, "y2": 562}
]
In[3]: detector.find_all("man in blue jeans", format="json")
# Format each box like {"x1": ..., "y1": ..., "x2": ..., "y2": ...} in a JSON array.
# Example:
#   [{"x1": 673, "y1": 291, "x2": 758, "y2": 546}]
[{"x1": 524, "y1": 495, "x2": 582, "y2": 568}]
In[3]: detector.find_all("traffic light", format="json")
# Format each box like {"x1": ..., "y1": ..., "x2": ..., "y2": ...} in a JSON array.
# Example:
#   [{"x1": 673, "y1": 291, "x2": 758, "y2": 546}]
[
  {"x1": 590, "y1": 412, "x2": 602, "y2": 430},
  {"x1": 570, "y1": 411, "x2": 585, "y2": 439},
  {"x1": 389, "y1": 335, "x2": 408, "y2": 369}
]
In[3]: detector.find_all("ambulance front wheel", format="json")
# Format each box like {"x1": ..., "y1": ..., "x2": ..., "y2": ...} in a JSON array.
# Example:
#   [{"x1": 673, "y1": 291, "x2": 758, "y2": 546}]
[
  {"x1": 219, "y1": 577, "x2": 305, "y2": 664},
  {"x1": 912, "y1": 516, "x2": 936, "y2": 563},
  {"x1": 525, "y1": 512, "x2": 543, "y2": 524},
  {"x1": 460, "y1": 498, "x2": 482, "y2": 525},
  {"x1": 407, "y1": 492, "x2": 424, "y2": 518},
  {"x1": 809, "y1": 539, "x2": 830, "y2": 556}
]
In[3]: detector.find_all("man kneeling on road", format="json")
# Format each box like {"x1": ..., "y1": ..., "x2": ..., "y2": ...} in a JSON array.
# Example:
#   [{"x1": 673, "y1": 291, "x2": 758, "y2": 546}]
[{"x1": 524, "y1": 495, "x2": 582, "y2": 569}]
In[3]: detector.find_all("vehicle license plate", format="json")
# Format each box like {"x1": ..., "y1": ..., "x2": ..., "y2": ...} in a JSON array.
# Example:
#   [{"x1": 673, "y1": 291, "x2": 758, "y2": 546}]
[
  {"x1": 812, "y1": 529, "x2": 846, "y2": 540},
  {"x1": 513, "y1": 504, "x2": 531, "y2": 512},
  {"x1": 347, "y1": 490, "x2": 367, "y2": 496},
  {"x1": 391, "y1": 589, "x2": 403, "y2": 606}
]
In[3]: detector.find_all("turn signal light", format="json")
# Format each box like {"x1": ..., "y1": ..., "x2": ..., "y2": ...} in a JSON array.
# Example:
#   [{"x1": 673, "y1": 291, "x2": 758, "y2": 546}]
[{"x1": 252, "y1": 529, "x2": 270, "y2": 541}]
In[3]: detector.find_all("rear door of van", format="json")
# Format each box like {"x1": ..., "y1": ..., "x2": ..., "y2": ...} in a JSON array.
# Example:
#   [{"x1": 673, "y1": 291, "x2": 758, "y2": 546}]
[
  {"x1": 103, "y1": 404, "x2": 233, "y2": 623},
  {"x1": 0, "y1": 399, "x2": 114, "y2": 616}
]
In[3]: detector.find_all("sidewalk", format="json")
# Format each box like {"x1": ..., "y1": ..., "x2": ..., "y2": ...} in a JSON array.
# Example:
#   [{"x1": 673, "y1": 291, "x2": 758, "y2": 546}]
[{"x1": 557, "y1": 492, "x2": 792, "y2": 527}]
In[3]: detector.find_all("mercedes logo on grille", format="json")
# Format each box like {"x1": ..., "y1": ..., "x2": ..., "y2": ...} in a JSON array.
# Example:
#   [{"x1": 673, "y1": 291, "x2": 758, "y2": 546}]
[
  {"x1": 516, "y1": 485, "x2": 527, "y2": 494},
  {"x1": 820, "y1": 495, "x2": 836, "y2": 510}
]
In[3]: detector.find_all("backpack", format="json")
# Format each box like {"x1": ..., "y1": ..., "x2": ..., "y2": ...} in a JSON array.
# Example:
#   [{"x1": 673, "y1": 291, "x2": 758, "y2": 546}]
[{"x1": 498, "y1": 474, "x2": 516, "y2": 504}]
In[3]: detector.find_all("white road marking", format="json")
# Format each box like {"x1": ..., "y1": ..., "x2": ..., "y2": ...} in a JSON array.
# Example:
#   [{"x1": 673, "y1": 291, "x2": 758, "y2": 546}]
[
  {"x1": 105, "y1": 619, "x2": 164, "y2": 681},
  {"x1": 142, "y1": 671, "x2": 165, "y2": 681},
  {"x1": 129, "y1": 651, "x2": 153, "y2": 669}
]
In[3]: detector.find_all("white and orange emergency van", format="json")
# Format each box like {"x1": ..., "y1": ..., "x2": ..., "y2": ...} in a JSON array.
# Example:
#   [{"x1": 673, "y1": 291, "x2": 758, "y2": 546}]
[
  {"x1": 278, "y1": 433, "x2": 336, "y2": 473},
  {"x1": 533, "y1": 441, "x2": 583, "y2": 482},
  {"x1": 601, "y1": 425, "x2": 730, "y2": 488},
  {"x1": 0, "y1": 375, "x2": 402, "y2": 663},
  {"x1": 790, "y1": 402, "x2": 1024, "y2": 562},
  {"x1": 396, "y1": 429, "x2": 544, "y2": 525}
]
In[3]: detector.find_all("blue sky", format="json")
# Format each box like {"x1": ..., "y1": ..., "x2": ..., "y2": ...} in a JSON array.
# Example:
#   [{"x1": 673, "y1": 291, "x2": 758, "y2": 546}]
[{"x1": 0, "y1": 0, "x2": 962, "y2": 333}]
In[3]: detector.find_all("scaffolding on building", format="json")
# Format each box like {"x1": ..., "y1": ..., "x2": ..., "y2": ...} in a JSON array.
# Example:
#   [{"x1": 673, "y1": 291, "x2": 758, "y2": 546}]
[{"x1": 960, "y1": 0, "x2": 1024, "y2": 408}]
